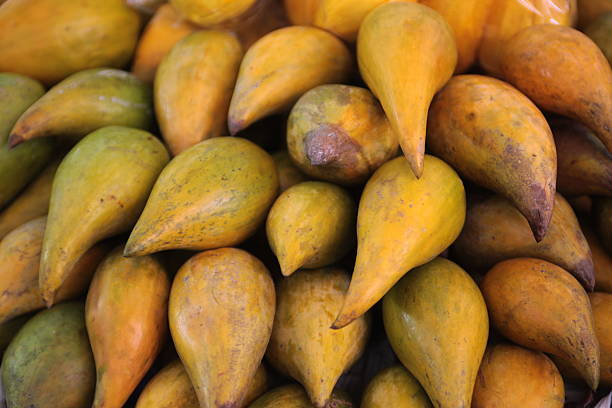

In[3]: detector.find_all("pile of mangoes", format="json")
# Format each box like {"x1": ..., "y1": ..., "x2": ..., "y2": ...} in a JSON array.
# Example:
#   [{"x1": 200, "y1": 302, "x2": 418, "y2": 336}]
[{"x1": 0, "y1": 0, "x2": 611, "y2": 407}]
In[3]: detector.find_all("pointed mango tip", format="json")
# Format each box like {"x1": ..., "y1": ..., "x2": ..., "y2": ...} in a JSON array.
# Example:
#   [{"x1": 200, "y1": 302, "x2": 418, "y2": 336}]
[
  {"x1": 122, "y1": 242, "x2": 141, "y2": 258},
  {"x1": 227, "y1": 116, "x2": 244, "y2": 136},
  {"x1": 42, "y1": 290, "x2": 56, "y2": 308},
  {"x1": 525, "y1": 205, "x2": 552, "y2": 243},
  {"x1": 575, "y1": 257, "x2": 596, "y2": 291},
  {"x1": 279, "y1": 257, "x2": 300, "y2": 277},
  {"x1": 331, "y1": 313, "x2": 354, "y2": 330},
  {"x1": 404, "y1": 152, "x2": 424, "y2": 179},
  {"x1": 7, "y1": 133, "x2": 23, "y2": 148}
]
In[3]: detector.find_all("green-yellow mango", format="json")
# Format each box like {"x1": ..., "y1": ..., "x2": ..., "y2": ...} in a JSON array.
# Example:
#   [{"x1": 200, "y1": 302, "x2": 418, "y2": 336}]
[
  {"x1": 585, "y1": 12, "x2": 612, "y2": 65},
  {"x1": 361, "y1": 365, "x2": 433, "y2": 408},
  {"x1": 272, "y1": 151, "x2": 309, "y2": 193},
  {"x1": 0, "y1": 314, "x2": 31, "y2": 356},
  {"x1": 249, "y1": 384, "x2": 353, "y2": 408}
]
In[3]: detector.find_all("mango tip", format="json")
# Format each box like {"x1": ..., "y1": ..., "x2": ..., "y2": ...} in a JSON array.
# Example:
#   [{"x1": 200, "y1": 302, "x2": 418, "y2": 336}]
[
  {"x1": 330, "y1": 314, "x2": 353, "y2": 330},
  {"x1": 122, "y1": 241, "x2": 142, "y2": 258},
  {"x1": 576, "y1": 258, "x2": 596, "y2": 291},
  {"x1": 227, "y1": 117, "x2": 244, "y2": 136},
  {"x1": 404, "y1": 153, "x2": 424, "y2": 179},
  {"x1": 7, "y1": 133, "x2": 23, "y2": 148}
]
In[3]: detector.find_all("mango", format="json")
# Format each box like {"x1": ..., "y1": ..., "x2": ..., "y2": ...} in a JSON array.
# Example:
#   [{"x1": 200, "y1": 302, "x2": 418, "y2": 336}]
[
  {"x1": 86, "y1": 246, "x2": 170, "y2": 408},
  {"x1": 0, "y1": 315, "x2": 30, "y2": 356},
  {"x1": 170, "y1": 0, "x2": 257, "y2": 26},
  {"x1": 1, "y1": 302, "x2": 95, "y2": 408},
  {"x1": 585, "y1": 12, "x2": 612, "y2": 65},
  {"x1": 332, "y1": 155, "x2": 465, "y2": 329},
  {"x1": 453, "y1": 193, "x2": 595, "y2": 290},
  {"x1": 228, "y1": 26, "x2": 352, "y2": 135},
  {"x1": 155, "y1": 30, "x2": 243, "y2": 155},
  {"x1": 594, "y1": 197, "x2": 612, "y2": 253},
  {"x1": 169, "y1": 248, "x2": 275, "y2": 408},
  {"x1": 287, "y1": 84, "x2": 398, "y2": 185},
  {"x1": 583, "y1": 222, "x2": 612, "y2": 293},
  {"x1": 427, "y1": 74, "x2": 556, "y2": 241},
  {"x1": 0, "y1": 0, "x2": 141, "y2": 85},
  {"x1": 40, "y1": 126, "x2": 169, "y2": 306},
  {"x1": 578, "y1": 0, "x2": 612, "y2": 28},
  {"x1": 383, "y1": 257, "x2": 488, "y2": 408},
  {"x1": 249, "y1": 385, "x2": 352, "y2": 408},
  {"x1": 272, "y1": 151, "x2": 308, "y2": 193},
  {"x1": 357, "y1": 1, "x2": 456, "y2": 178},
  {"x1": 361, "y1": 365, "x2": 433, "y2": 408},
  {"x1": 266, "y1": 268, "x2": 370, "y2": 407},
  {"x1": 590, "y1": 292, "x2": 612, "y2": 386},
  {"x1": 266, "y1": 182, "x2": 356, "y2": 276},
  {"x1": 481, "y1": 257, "x2": 600, "y2": 389},
  {"x1": 125, "y1": 137, "x2": 278, "y2": 256},
  {"x1": 127, "y1": 0, "x2": 166, "y2": 14},
  {"x1": 9, "y1": 68, "x2": 154, "y2": 147},
  {"x1": 472, "y1": 343, "x2": 564, "y2": 408},
  {"x1": 500, "y1": 25, "x2": 612, "y2": 153}
]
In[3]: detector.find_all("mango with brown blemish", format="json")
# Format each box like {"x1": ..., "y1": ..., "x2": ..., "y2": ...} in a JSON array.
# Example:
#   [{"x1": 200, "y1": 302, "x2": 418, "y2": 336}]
[
  {"x1": 155, "y1": 30, "x2": 243, "y2": 155},
  {"x1": 169, "y1": 248, "x2": 275, "y2": 408},
  {"x1": 361, "y1": 365, "x2": 433, "y2": 408},
  {"x1": 427, "y1": 74, "x2": 556, "y2": 242},
  {"x1": 500, "y1": 25, "x2": 612, "y2": 152},
  {"x1": 332, "y1": 155, "x2": 466, "y2": 329},
  {"x1": 453, "y1": 193, "x2": 595, "y2": 290},
  {"x1": 594, "y1": 197, "x2": 612, "y2": 254},
  {"x1": 287, "y1": 84, "x2": 398, "y2": 185},
  {"x1": 583, "y1": 222, "x2": 612, "y2": 293},
  {"x1": 578, "y1": 0, "x2": 612, "y2": 28},
  {"x1": 9, "y1": 68, "x2": 154, "y2": 147},
  {"x1": 357, "y1": 2, "x2": 457, "y2": 178},
  {"x1": 585, "y1": 12, "x2": 612, "y2": 65},
  {"x1": 248, "y1": 384, "x2": 353, "y2": 408},
  {"x1": 228, "y1": 26, "x2": 352, "y2": 135},
  {"x1": 40, "y1": 126, "x2": 169, "y2": 307},
  {"x1": 589, "y1": 292, "x2": 612, "y2": 386},
  {"x1": 170, "y1": 0, "x2": 257, "y2": 26},
  {"x1": 481, "y1": 257, "x2": 600, "y2": 390},
  {"x1": 266, "y1": 182, "x2": 356, "y2": 277},
  {"x1": 124, "y1": 137, "x2": 278, "y2": 256},
  {"x1": 272, "y1": 151, "x2": 308, "y2": 193}
]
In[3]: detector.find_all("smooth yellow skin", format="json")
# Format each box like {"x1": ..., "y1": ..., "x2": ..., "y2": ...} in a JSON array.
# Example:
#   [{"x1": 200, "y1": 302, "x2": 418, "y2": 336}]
[
  {"x1": 383, "y1": 258, "x2": 489, "y2": 408},
  {"x1": 86, "y1": 247, "x2": 170, "y2": 408},
  {"x1": 427, "y1": 75, "x2": 556, "y2": 242},
  {"x1": 0, "y1": 0, "x2": 141, "y2": 85},
  {"x1": 332, "y1": 155, "x2": 466, "y2": 329},
  {"x1": 170, "y1": 0, "x2": 257, "y2": 26},
  {"x1": 10, "y1": 68, "x2": 154, "y2": 147},
  {"x1": 590, "y1": 292, "x2": 612, "y2": 386},
  {"x1": 249, "y1": 385, "x2": 353, "y2": 408},
  {"x1": 169, "y1": 248, "x2": 275, "y2": 408},
  {"x1": 156, "y1": 31, "x2": 243, "y2": 155},
  {"x1": 361, "y1": 365, "x2": 433, "y2": 408},
  {"x1": 228, "y1": 26, "x2": 352, "y2": 135},
  {"x1": 287, "y1": 84, "x2": 398, "y2": 185},
  {"x1": 40, "y1": 126, "x2": 169, "y2": 306},
  {"x1": 266, "y1": 182, "x2": 356, "y2": 276},
  {"x1": 267, "y1": 269, "x2": 370, "y2": 407},
  {"x1": 125, "y1": 137, "x2": 278, "y2": 256},
  {"x1": 472, "y1": 344, "x2": 564, "y2": 408},
  {"x1": 357, "y1": 2, "x2": 457, "y2": 178},
  {"x1": 272, "y1": 151, "x2": 309, "y2": 193}
]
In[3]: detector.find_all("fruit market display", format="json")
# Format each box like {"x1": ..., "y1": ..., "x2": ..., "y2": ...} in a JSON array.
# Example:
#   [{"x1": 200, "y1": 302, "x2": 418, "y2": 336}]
[{"x1": 1, "y1": 0, "x2": 612, "y2": 407}]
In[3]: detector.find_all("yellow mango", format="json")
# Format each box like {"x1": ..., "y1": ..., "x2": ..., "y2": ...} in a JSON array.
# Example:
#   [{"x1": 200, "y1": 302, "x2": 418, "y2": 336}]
[
  {"x1": 0, "y1": 0, "x2": 141, "y2": 85},
  {"x1": 361, "y1": 365, "x2": 432, "y2": 408},
  {"x1": 383, "y1": 258, "x2": 488, "y2": 408},
  {"x1": 169, "y1": 248, "x2": 275, "y2": 408},
  {"x1": 266, "y1": 182, "x2": 356, "y2": 276},
  {"x1": 272, "y1": 151, "x2": 309, "y2": 193},
  {"x1": 357, "y1": 2, "x2": 457, "y2": 177},
  {"x1": 228, "y1": 26, "x2": 352, "y2": 135},
  {"x1": 590, "y1": 292, "x2": 612, "y2": 386},
  {"x1": 155, "y1": 30, "x2": 243, "y2": 155},
  {"x1": 249, "y1": 384, "x2": 352, "y2": 408},
  {"x1": 40, "y1": 126, "x2": 169, "y2": 306},
  {"x1": 9, "y1": 68, "x2": 154, "y2": 147},
  {"x1": 332, "y1": 155, "x2": 465, "y2": 329},
  {"x1": 170, "y1": 0, "x2": 257, "y2": 26},
  {"x1": 125, "y1": 137, "x2": 278, "y2": 256}
]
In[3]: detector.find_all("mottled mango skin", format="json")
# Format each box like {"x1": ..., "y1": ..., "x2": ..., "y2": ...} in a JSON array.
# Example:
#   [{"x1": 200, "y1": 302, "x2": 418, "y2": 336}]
[
  {"x1": 0, "y1": 0, "x2": 141, "y2": 85},
  {"x1": 170, "y1": 0, "x2": 257, "y2": 26},
  {"x1": 585, "y1": 11, "x2": 612, "y2": 66},
  {"x1": 590, "y1": 292, "x2": 612, "y2": 386},
  {"x1": 481, "y1": 258, "x2": 600, "y2": 390},
  {"x1": 361, "y1": 365, "x2": 433, "y2": 408},
  {"x1": 1, "y1": 302, "x2": 96, "y2": 408},
  {"x1": 249, "y1": 385, "x2": 353, "y2": 408},
  {"x1": 383, "y1": 258, "x2": 488, "y2": 408}
]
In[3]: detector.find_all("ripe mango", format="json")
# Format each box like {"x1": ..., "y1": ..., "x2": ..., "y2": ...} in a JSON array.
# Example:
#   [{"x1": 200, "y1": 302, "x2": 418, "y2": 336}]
[
  {"x1": 1, "y1": 302, "x2": 95, "y2": 408},
  {"x1": 170, "y1": 0, "x2": 257, "y2": 26},
  {"x1": 585, "y1": 12, "x2": 612, "y2": 65},
  {"x1": 40, "y1": 126, "x2": 169, "y2": 306},
  {"x1": 333, "y1": 155, "x2": 465, "y2": 329},
  {"x1": 155, "y1": 30, "x2": 243, "y2": 155},
  {"x1": 287, "y1": 84, "x2": 398, "y2": 185},
  {"x1": 125, "y1": 137, "x2": 278, "y2": 256},
  {"x1": 249, "y1": 384, "x2": 352, "y2": 408},
  {"x1": 272, "y1": 151, "x2": 308, "y2": 193},
  {"x1": 481, "y1": 258, "x2": 600, "y2": 389},
  {"x1": 169, "y1": 248, "x2": 275, "y2": 408},
  {"x1": 383, "y1": 258, "x2": 488, "y2": 408},
  {"x1": 266, "y1": 182, "x2": 356, "y2": 276},
  {"x1": 361, "y1": 365, "x2": 433, "y2": 408},
  {"x1": 0, "y1": 0, "x2": 141, "y2": 85},
  {"x1": 357, "y1": 2, "x2": 457, "y2": 177},
  {"x1": 0, "y1": 314, "x2": 30, "y2": 356},
  {"x1": 590, "y1": 292, "x2": 612, "y2": 386},
  {"x1": 228, "y1": 26, "x2": 352, "y2": 135},
  {"x1": 9, "y1": 68, "x2": 154, "y2": 147}
]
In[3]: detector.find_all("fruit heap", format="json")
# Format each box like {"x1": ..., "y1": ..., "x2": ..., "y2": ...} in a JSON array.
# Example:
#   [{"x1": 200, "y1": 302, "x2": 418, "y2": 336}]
[{"x1": 0, "y1": 0, "x2": 611, "y2": 407}]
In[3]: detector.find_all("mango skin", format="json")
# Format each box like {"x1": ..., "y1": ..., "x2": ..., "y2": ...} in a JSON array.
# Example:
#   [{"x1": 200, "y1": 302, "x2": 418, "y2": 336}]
[
  {"x1": 272, "y1": 151, "x2": 309, "y2": 193},
  {"x1": 40, "y1": 126, "x2": 169, "y2": 306},
  {"x1": 383, "y1": 258, "x2": 489, "y2": 408},
  {"x1": 585, "y1": 11, "x2": 612, "y2": 65},
  {"x1": 357, "y1": 1, "x2": 457, "y2": 178},
  {"x1": 0, "y1": 0, "x2": 141, "y2": 85},
  {"x1": 249, "y1": 385, "x2": 353, "y2": 408},
  {"x1": 10, "y1": 68, "x2": 154, "y2": 147},
  {"x1": 472, "y1": 344, "x2": 564, "y2": 408},
  {"x1": 481, "y1": 258, "x2": 600, "y2": 390},
  {"x1": 287, "y1": 84, "x2": 398, "y2": 185},
  {"x1": 361, "y1": 365, "x2": 433, "y2": 408},
  {"x1": 583, "y1": 222, "x2": 612, "y2": 293},
  {"x1": 578, "y1": 0, "x2": 612, "y2": 28},
  {"x1": 169, "y1": 248, "x2": 275, "y2": 408},
  {"x1": 1, "y1": 302, "x2": 96, "y2": 408},
  {"x1": 590, "y1": 292, "x2": 612, "y2": 386},
  {"x1": 0, "y1": 315, "x2": 31, "y2": 356},
  {"x1": 125, "y1": 137, "x2": 278, "y2": 256},
  {"x1": 170, "y1": 0, "x2": 257, "y2": 26},
  {"x1": 332, "y1": 155, "x2": 466, "y2": 329},
  {"x1": 155, "y1": 30, "x2": 243, "y2": 155},
  {"x1": 0, "y1": 73, "x2": 53, "y2": 208},
  {"x1": 86, "y1": 247, "x2": 170, "y2": 408}
]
